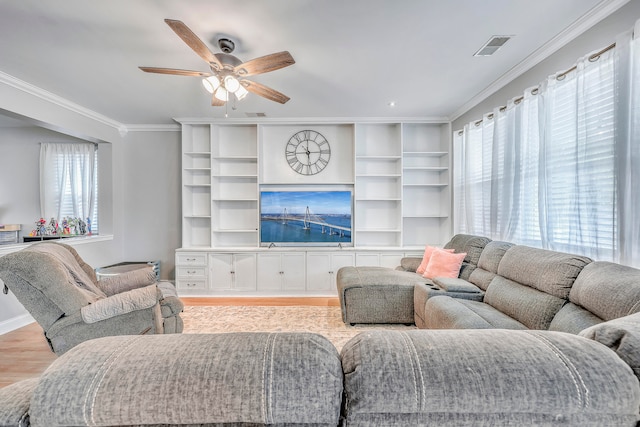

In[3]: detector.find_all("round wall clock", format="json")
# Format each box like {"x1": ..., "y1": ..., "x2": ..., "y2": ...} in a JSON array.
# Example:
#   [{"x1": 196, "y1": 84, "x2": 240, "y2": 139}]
[{"x1": 285, "y1": 130, "x2": 331, "y2": 175}]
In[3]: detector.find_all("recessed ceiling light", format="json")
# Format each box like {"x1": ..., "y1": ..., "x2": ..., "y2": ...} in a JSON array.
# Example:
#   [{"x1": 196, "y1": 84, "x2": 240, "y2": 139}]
[
  {"x1": 388, "y1": 101, "x2": 396, "y2": 107},
  {"x1": 474, "y1": 35, "x2": 513, "y2": 56}
]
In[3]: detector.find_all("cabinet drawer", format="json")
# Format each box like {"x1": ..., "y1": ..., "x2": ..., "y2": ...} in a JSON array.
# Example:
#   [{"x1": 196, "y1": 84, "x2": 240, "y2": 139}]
[
  {"x1": 176, "y1": 266, "x2": 207, "y2": 278},
  {"x1": 176, "y1": 279, "x2": 207, "y2": 291},
  {"x1": 176, "y1": 253, "x2": 207, "y2": 266}
]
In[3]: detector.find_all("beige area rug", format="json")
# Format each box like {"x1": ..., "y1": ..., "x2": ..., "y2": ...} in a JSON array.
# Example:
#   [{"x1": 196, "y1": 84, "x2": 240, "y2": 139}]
[{"x1": 182, "y1": 305, "x2": 416, "y2": 352}]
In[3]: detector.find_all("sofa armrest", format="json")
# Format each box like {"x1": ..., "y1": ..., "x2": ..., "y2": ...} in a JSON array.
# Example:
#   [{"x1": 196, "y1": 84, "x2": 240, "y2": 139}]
[
  {"x1": 81, "y1": 284, "x2": 159, "y2": 324},
  {"x1": 96, "y1": 267, "x2": 156, "y2": 296},
  {"x1": 432, "y1": 277, "x2": 482, "y2": 293},
  {"x1": 579, "y1": 311, "x2": 640, "y2": 380},
  {"x1": 0, "y1": 377, "x2": 38, "y2": 427},
  {"x1": 398, "y1": 257, "x2": 422, "y2": 272}
]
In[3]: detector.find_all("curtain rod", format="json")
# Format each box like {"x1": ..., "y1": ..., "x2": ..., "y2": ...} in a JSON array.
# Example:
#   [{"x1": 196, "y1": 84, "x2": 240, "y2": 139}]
[{"x1": 459, "y1": 41, "x2": 618, "y2": 135}]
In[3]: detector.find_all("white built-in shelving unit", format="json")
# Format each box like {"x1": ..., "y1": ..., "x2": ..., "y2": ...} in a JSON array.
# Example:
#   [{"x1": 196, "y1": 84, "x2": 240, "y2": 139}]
[{"x1": 176, "y1": 119, "x2": 451, "y2": 296}]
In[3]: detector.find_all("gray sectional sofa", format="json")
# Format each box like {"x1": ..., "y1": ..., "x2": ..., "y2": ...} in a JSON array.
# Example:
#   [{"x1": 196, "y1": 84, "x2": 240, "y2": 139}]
[
  {"x1": 3, "y1": 234, "x2": 640, "y2": 425},
  {"x1": 2, "y1": 320, "x2": 640, "y2": 426}
]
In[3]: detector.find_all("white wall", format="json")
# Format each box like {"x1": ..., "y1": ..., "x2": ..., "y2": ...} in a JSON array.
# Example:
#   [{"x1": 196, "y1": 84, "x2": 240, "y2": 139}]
[
  {"x1": 0, "y1": 76, "x2": 128, "y2": 333},
  {"x1": 452, "y1": 0, "x2": 640, "y2": 130},
  {"x1": 120, "y1": 130, "x2": 181, "y2": 279},
  {"x1": 0, "y1": 126, "x2": 93, "y2": 234}
]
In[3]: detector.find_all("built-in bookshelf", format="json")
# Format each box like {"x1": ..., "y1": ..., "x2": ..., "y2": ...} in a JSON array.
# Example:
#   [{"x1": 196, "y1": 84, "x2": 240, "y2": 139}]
[{"x1": 176, "y1": 119, "x2": 451, "y2": 296}]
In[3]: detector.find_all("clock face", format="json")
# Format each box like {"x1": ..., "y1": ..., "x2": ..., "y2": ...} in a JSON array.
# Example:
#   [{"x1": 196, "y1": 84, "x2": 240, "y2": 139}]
[{"x1": 285, "y1": 130, "x2": 331, "y2": 175}]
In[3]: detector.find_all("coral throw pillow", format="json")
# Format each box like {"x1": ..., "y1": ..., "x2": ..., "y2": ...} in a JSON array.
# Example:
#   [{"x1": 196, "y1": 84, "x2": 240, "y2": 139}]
[
  {"x1": 423, "y1": 249, "x2": 467, "y2": 279},
  {"x1": 416, "y1": 246, "x2": 454, "y2": 275}
]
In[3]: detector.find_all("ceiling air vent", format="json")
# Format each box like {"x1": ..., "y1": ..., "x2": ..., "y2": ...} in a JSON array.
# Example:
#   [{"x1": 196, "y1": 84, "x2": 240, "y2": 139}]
[
  {"x1": 246, "y1": 112, "x2": 267, "y2": 117},
  {"x1": 474, "y1": 35, "x2": 512, "y2": 56}
]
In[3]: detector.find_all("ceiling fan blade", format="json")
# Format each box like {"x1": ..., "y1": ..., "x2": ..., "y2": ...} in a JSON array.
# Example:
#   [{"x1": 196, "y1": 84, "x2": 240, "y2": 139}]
[
  {"x1": 241, "y1": 80, "x2": 290, "y2": 104},
  {"x1": 211, "y1": 94, "x2": 225, "y2": 106},
  {"x1": 234, "y1": 51, "x2": 295, "y2": 77},
  {"x1": 164, "y1": 19, "x2": 223, "y2": 70},
  {"x1": 139, "y1": 67, "x2": 211, "y2": 77}
]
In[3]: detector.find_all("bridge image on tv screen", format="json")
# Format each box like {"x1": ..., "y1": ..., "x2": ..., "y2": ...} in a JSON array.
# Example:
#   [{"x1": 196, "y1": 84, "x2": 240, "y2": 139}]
[{"x1": 260, "y1": 191, "x2": 352, "y2": 245}]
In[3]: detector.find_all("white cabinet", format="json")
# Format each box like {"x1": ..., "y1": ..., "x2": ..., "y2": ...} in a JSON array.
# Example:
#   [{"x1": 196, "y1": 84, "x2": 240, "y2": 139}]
[
  {"x1": 306, "y1": 252, "x2": 355, "y2": 293},
  {"x1": 209, "y1": 253, "x2": 257, "y2": 291},
  {"x1": 257, "y1": 252, "x2": 306, "y2": 292},
  {"x1": 175, "y1": 251, "x2": 209, "y2": 293}
]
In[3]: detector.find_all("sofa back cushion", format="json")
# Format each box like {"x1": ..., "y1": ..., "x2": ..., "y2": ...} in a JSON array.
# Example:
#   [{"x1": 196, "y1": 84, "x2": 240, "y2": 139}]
[
  {"x1": 497, "y1": 245, "x2": 592, "y2": 299},
  {"x1": 569, "y1": 261, "x2": 640, "y2": 321},
  {"x1": 443, "y1": 234, "x2": 491, "y2": 280},
  {"x1": 469, "y1": 241, "x2": 514, "y2": 290},
  {"x1": 484, "y1": 276, "x2": 566, "y2": 330}
]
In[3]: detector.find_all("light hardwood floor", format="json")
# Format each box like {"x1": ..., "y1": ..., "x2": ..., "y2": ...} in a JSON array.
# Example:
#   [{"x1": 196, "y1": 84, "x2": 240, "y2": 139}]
[{"x1": 0, "y1": 297, "x2": 340, "y2": 389}]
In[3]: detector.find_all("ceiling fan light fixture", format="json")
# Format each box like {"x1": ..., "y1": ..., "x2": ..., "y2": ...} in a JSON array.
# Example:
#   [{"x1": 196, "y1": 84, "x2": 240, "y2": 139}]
[
  {"x1": 224, "y1": 75, "x2": 241, "y2": 93},
  {"x1": 214, "y1": 86, "x2": 229, "y2": 101},
  {"x1": 202, "y1": 76, "x2": 220, "y2": 93},
  {"x1": 235, "y1": 85, "x2": 249, "y2": 100}
]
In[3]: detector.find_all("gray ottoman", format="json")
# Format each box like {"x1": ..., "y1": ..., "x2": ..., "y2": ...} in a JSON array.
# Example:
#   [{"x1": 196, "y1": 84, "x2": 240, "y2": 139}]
[
  {"x1": 337, "y1": 266, "x2": 423, "y2": 324},
  {"x1": 28, "y1": 332, "x2": 343, "y2": 426}
]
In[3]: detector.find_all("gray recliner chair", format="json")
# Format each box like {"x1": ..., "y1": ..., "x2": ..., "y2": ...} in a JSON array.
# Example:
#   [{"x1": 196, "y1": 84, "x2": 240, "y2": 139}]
[{"x1": 0, "y1": 242, "x2": 183, "y2": 354}]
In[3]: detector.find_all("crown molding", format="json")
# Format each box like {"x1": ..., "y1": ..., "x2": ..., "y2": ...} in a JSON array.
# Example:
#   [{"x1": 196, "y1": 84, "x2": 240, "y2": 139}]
[
  {"x1": 0, "y1": 70, "x2": 128, "y2": 135},
  {"x1": 449, "y1": 0, "x2": 630, "y2": 122},
  {"x1": 173, "y1": 116, "x2": 451, "y2": 125},
  {"x1": 124, "y1": 124, "x2": 181, "y2": 132}
]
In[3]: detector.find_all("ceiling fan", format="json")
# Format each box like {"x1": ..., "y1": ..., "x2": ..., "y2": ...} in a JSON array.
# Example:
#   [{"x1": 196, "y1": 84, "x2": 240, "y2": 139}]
[{"x1": 139, "y1": 19, "x2": 295, "y2": 106}]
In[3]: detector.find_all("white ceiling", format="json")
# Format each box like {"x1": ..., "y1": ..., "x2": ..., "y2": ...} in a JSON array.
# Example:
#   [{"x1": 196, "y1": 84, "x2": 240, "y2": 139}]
[{"x1": 0, "y1": 0, "x2": 625, "y2": 126}]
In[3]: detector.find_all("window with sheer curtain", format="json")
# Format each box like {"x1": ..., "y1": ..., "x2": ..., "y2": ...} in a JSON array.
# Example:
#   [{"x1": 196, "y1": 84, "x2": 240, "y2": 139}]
[
  {"x1": 454, "y1": 20, "x2": 640, "y2": 266},
  {"x1": 39, "y1": 142, "x2": 98, "y2": 234}
]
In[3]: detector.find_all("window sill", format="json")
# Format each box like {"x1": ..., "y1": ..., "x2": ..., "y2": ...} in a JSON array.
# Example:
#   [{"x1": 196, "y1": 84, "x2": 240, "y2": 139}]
[{"x1": 0, "y1": 234, "x2": 114, "y2": 257}]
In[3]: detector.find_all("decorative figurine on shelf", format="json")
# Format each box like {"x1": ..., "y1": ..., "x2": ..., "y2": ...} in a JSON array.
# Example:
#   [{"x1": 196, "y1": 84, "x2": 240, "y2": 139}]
[
  {"x1": 36, "y1": 218, "x2": 47, "y2": 236},
  {"x1": 61, "y1": 218, "x2": 70, "y2": 235},
  {"x1": 86, "y1": 217, "x2": 92, "y2": 236},
  {"x1": 78, "y1": 218, "x2": 87, "y2": 235}
]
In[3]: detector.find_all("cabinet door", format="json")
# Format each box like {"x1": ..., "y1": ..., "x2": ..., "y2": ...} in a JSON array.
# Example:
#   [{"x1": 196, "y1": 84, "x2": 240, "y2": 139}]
[
  {"x1": 356, "y1": 253, "x2": 379, "y2": 267},
  {"x1": 331, "y1": 253, "x2": 356, "y2": 277},
  {"x1": 306, "y1": 253, "x2": 333, "y2": 292},
  {"x1": 209, "y1": 254, "x2": 233, "y2": 290},
  {"x1": 257, "y1": 253, "x2": 283, "y2": 291},
  {"x1": 233, "y1": 253, "x2": 257, "y2": 291},
  {"x1": 281, "y1": 253, "x2": 306, "y2": 291}
]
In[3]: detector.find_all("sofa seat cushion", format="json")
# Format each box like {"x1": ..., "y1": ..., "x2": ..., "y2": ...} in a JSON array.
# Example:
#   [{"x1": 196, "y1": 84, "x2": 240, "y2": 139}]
[
  {"x1": 423, "y1": 296, "x2": 527, "y2": 330},
  {"x1": 341, "y1": 330, "x2": 640, "y2": 427},
  {"x1": 30, "y1": 333, "x2": 343, "y2": 427}
]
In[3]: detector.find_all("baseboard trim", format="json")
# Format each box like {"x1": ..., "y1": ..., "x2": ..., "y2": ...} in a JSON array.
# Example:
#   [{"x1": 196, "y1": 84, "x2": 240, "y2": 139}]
[{"x1": 0, "y1": 313, "x2": 35, "y2": 335}]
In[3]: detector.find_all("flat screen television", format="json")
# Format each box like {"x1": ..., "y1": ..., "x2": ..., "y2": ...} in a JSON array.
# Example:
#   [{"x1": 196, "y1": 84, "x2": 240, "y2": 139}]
[{"x1": 260, "y1": 190, "x2": 352, "y2": 247}]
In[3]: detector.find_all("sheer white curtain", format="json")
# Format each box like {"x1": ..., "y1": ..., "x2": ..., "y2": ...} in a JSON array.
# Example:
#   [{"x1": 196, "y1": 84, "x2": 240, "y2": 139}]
[
  {"x1": 614, "y1": 21, "x2": 640, "y2": 267},
  {"x1": 39, "y1": 142, "x2": 97, "y2": 224},
  {"x1": 537, "y1": 48, "x2": 616, "y2": 260},
  {"x1": 453, "y1": 90, "x2": 540, "y2": 244},
  {"x1": 454, "y1": 33, "x2": 626, "y2": 262}
]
